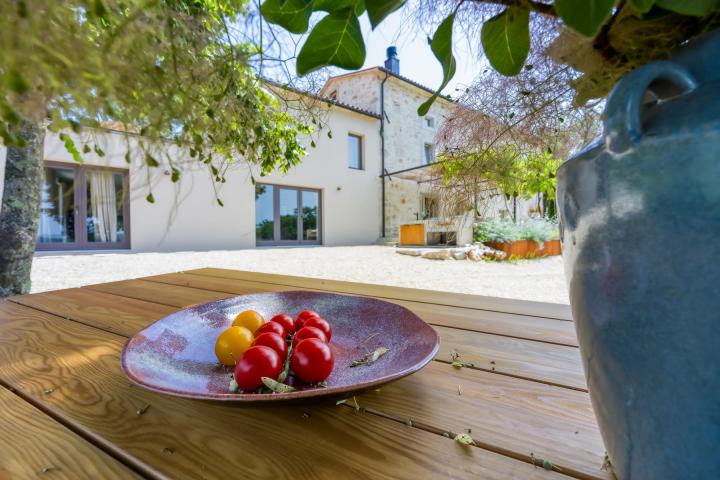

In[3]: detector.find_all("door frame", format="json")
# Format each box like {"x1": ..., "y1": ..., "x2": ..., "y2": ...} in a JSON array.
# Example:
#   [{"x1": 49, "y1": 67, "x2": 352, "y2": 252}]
[
  {"x1": 36, "y1": 161, "x2": 131, "y2": 251},
  {"x1": 255, "y1": 183, "x2": 322, "y2": 246}
]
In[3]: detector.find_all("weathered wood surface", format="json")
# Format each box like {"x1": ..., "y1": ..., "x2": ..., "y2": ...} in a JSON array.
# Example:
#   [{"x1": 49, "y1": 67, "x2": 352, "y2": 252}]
[
  {"x1": 143, "y1": 271, "x2": 579, "y2": 346},
  {"x1": 0, "y1": 384, "x2": 142, "y2": 480},
  {"x1": 0, "y1": 268, "x2": 608, "y2": 480},
  {"x1": 0, "y1": 300, "x2": 560, "y2": 480}
]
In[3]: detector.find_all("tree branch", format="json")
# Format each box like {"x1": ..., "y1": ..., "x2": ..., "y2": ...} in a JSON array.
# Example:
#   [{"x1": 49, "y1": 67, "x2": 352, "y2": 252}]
[{"x1": 468, "y1": 0, "x2": 557, "y2": 17}]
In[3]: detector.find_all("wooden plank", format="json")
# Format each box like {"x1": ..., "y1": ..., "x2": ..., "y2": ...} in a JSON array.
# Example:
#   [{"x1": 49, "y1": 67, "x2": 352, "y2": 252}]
[
  {"x1": 0, "y1": 385, "x2": 142, "y2": 480},
  {"x1": 188, "y1": 268, "x2": 574, "y2": 321},
  {"x1": 11, "y1": 286, "x2": 584, "y2": 392},
  {"x1": 0, "y1": 301, "x2": 561, "y2": 480},
  {"x1": 434, "y1": 325, "x2": 586, "y2": 391},
  {"x1": 83, "y1": 279, "x2": 232, "y2": 308},
  {"x1": 356, "y1": 362, "x2": 608, "y2": 480},
  {"x1": 11, "y1": 288, "x2": 176, "y2": 337},
  {"x1": 144, "y1": 272, "x2": 578, "y2": 346}
]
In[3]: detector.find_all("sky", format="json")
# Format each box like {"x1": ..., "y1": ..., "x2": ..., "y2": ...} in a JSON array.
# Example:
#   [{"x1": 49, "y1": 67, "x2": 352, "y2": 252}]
[{"x1": 356, "y1": 11, "x2": 485, "y2": 96}]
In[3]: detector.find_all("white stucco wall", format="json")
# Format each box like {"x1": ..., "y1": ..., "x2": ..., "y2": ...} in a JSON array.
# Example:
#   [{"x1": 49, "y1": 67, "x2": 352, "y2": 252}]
[{"x1": 1, "y1": 103, "x2": 381, "y2": 252}]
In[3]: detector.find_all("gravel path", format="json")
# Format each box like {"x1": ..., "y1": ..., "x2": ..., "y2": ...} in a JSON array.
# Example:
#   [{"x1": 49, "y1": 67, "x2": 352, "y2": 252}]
[{"x1": 31, "y1": 246, "x2": 570, "y2": 304}]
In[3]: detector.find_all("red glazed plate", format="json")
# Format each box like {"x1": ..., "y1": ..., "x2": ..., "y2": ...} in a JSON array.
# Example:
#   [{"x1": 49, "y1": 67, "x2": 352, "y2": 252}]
[{"x1": 121, "y1": 291, "x2": 439, "y2": 402}]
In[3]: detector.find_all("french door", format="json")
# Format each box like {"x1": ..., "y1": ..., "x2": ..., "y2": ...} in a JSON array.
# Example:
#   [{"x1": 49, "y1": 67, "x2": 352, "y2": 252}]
[
  {"x1": 36, "y1": 162, "x2": 130, "y2": 251},
  {"x1": 255, "y1": 184, "x2": 321, "y2": 246}
]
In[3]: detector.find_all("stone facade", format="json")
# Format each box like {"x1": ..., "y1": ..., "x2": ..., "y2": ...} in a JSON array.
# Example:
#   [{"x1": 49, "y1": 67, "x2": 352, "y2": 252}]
[{"x1": 323, "y1": 68, "x2": 456, "y2": 239}]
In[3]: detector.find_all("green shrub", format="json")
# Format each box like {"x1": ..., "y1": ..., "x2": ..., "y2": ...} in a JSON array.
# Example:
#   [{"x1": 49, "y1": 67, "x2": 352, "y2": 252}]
[{"x1": 476, "y1": 218, "x2": 559, "y2": 244}]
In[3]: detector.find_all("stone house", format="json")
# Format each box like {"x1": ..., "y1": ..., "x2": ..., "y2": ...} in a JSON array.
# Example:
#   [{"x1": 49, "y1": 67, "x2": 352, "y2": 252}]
[{"x1": 0, "y1": 47, "x2": 537, "y2": 252}]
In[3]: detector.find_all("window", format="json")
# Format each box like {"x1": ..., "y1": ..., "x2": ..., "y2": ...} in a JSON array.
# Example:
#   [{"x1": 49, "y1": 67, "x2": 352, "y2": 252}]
[
  {"x1": 255, "y1": 184, "x2": 321, "y2": 245},
  {"x1": 421, "y1": 195, "x2": 440, "y2": 219},
  {"x1": 424, "y1": 116, "x2": 435, "y2": 128},
  {"x1": 37, "y1": 162, "x2": 129, "y2": 250},
  {"x1": 424, "y1": 143, "x2": 435, "y2": 164},
  {"x1": 348, "y1": 133, "x2": 363, "y2": 169}
]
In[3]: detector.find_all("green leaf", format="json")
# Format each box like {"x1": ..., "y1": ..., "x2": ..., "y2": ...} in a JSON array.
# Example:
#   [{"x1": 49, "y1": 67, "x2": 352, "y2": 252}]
[
  {"x1": 296, "y1": 9, "x2": 366, "y2": 75},
  {"x1": 554, "y1": 0, "x2": 614, "y2": 37},
  {"x1": 93, "y1": 145, "x2": 105, "y2": 157},
  {"x1": 629, "y1": 0, "x2": 656, "y2": 13},
  {"x1": 481, "y1": 7, "x2": 530, "y2": 76},
  {"x1": 171, "y1": 168, "x2": 180, "y2": 182},
  {"x1": 366, "y1": 0, "x2": 405, "y2": 28},
  {"x1": 6, "y1": 70, "x2": 30, "y2": 94},
  {"x1": 260, "y1": 0, "x2": 313, "y2": 34},
  {"x1": 656, "y1": 0, "x2": 719, "y2": 16},
  {"x1": 145, "y1": 153, "x2": 160, "y2": 167},
  {"x1": 146, "y1": 193, "x2": 155, "y2": 203},
  {"x1": 59, "y1": 133, "x2": 82, "y2": 163},
  {"x1": 417, "y1": 12, "x2": 456, "y2": 116}
]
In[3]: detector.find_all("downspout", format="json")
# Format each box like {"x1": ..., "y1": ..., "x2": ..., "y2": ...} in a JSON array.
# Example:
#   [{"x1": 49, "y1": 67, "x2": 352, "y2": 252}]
[{"x1": 380, "y1": 70, "x2": 389, "y2": 238}]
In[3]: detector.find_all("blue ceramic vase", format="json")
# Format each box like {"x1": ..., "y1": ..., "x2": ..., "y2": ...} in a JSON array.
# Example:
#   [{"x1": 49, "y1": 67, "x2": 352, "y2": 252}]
[{"x1": 556, "y1": 33, "x2": 720, "y2": 479}]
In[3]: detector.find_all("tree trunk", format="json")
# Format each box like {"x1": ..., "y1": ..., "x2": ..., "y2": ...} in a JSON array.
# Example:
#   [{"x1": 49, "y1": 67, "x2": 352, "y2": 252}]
[{"x1": 0, "y1": 120, "x2": 45, "y2": 298}]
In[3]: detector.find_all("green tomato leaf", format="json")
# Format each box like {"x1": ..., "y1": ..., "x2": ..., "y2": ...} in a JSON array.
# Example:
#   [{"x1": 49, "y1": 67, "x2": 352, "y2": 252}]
[
  {"x1": 481, "y1": 6, "x2": 530, "y2": 77},
  {"x1": 554, "y1": 0, "x2": 614, "y2": 37},
  {"x1": 260, "y1": 0, "x2": 313, "y2": 34},
  {"x1": 656, "y1": 0, "x2": 719, "y2": 16},
  {"x1": 629, "y1": 0, "x2": 656, "y2": 13},
  {"x1": 366, "y1": 0, "x2": 406, "y2": 29},
  {"x1": 297, "y1": 9, "x2": 366, "y2": 75},
  {"x1": 417, "y1": 12, "x2": 456, "y2": 116}
]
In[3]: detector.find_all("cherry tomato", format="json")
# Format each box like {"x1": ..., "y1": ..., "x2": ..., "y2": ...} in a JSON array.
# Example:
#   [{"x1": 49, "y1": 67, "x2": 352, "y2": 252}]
[
  {"x1": 302, "y1": 316, "x2": 332, "y2": 341},
  {"x1": 295, "y1": 310, "x2": 320, "y2": 330},
  {"x1": 234, "y1": 346, "x2": 282, "y2": 391},
  {"x1": 291, "y1": 338, "x2": 334, "y2": 383},
  {"x1": 269, "y1": 313, "x2": 295, "y2": 335},
  {"x1": 255, "y1": 321, "x2": 286, "y2": 339},
  {"x1": 232, "y1": 310, "x2": 265, "y2": 334},
  {"x1": 252, "y1": 332, "x2": 288, "y2": 359},
  {"x1": 214, "y1": 326, "x2": 254, "y2": 366},
  {"x1": 292, "y1": 326, "x2": 327, "y2": 348}
]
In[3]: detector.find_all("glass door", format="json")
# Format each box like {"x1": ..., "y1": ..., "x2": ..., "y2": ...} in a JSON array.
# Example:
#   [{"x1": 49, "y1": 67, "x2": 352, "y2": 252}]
[
  {"x1": 37, "y1": 163, "x2": 130, "y2": 251},
  {"x1": 255, "y1": 184, "x2": 321, "y2": 246},
  {"x1": 37, "y1": 166, "x2": 77, "y2": 247}
]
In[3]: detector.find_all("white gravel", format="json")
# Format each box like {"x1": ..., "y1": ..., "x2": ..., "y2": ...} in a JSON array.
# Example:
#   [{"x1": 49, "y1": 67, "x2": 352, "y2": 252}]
[{"x1": 31, "y1": 246, "x2": 570, "y2": 304}]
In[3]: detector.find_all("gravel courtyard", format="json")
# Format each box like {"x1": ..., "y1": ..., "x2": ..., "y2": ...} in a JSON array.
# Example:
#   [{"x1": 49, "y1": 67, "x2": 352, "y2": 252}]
[{"x1": 31, "y1": 246, "x2": 570, "y2": 304}]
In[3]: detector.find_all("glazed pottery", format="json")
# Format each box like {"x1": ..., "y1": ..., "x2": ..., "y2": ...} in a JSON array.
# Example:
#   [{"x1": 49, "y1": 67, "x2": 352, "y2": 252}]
[
  {"x1": 121, "y1": 290, "x2": 439, "y2": 402},
  {"x1": 556, "y1": 33, "x2": 720, "y2": 479}
]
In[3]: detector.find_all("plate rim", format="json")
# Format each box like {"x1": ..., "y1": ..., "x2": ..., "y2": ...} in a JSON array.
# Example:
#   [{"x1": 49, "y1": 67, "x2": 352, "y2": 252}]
[{"x1": 120, "y1": 290, "x2": 440, "y2": 402}]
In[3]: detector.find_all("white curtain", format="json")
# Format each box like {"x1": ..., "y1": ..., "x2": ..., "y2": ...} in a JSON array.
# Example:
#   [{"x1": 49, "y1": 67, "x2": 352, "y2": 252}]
[{"x1": 89, "y1": 171, "x2": 117, "y2": 242}]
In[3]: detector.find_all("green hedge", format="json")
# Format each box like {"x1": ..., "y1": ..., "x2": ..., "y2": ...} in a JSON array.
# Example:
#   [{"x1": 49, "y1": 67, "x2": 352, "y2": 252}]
[{"x1": 476, "y1": 218, "x2": 559, "y2": 244}]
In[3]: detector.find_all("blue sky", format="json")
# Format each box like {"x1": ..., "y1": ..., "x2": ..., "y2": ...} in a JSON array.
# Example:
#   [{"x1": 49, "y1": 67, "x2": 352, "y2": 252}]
[{"x1": 356, "y1": 11, "x2": 484, "y2": 96}]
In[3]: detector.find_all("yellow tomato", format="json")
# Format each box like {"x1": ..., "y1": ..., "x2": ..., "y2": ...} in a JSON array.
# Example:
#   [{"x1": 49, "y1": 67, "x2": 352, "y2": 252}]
[
  {"x1": 232, "y1": 310, "x2": 265, "y2": 334},
  {"x1": 214, "y1": 326, "x2": 254, "y2": 366}
]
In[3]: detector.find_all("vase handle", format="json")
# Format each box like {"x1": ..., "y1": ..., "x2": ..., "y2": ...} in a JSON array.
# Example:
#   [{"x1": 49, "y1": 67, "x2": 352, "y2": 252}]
[{"x1": 605, "y1": 61, "x2": 698, "y2": 153}]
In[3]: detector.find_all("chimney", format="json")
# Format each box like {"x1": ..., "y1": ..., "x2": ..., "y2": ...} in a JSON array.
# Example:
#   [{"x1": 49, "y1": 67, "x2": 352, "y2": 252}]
[{"x1": 384, "y1": 46, "x2": 399, "y2": 74}]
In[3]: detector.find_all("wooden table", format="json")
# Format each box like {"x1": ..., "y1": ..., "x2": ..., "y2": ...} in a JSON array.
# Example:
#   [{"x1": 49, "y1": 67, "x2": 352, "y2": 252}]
[{"x1": 0, "y1": 268, "x2": 612, "y2": 480}]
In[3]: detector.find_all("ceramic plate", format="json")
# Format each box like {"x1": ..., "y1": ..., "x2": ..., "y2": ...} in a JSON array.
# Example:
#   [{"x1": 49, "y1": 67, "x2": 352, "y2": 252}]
[{"x1": 121, "y1": 291, "x2": 439, "y2": 402}]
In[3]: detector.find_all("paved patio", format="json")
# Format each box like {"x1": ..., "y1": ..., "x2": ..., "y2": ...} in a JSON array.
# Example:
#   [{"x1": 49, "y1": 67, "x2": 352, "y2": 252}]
[{"x1": 32, "y1": 246, "x2": 569, "y2": 304}]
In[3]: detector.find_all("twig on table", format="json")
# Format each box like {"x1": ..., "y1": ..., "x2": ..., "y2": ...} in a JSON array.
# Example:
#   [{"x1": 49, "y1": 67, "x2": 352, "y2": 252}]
[{"x1": 356, "y1": 332, "x2": 380, "y2": 350}]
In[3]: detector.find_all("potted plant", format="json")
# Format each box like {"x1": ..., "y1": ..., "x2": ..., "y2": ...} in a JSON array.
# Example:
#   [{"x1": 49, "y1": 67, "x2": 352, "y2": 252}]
[
  {"x1": 261, "y1": 2, "x2": 720, "y2": 478},
  {"x1": 477, "y1": 218, "x2": 560, "y2": 258}
]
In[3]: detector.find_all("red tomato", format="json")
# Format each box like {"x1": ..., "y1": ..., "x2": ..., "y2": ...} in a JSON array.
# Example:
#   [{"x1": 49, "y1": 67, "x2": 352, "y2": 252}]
[
  {"x1": 295, "y1": 310, "x2": 320, "y2": 330},
  {"x1": 255, "y1": 321, "x2": 286, "y2": 339},
  {"x1": 270, "y1": 313, "x2": 295, "y2": 335},
  {"x1": 252, "y1": 332, "x2": 288, "y2": 359},
  {"x1": 302, "y1": 316, "x2": 332, "y2": 341},
  {"x1": 234, "y1": 346, "x2": 282, "y2": 391},
  {"x1": 292, "y1": 326, "x2": 327, "y2": 348},
  {"x1": 291, "y1": 338, "x2": 334, "y2": 383}
]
